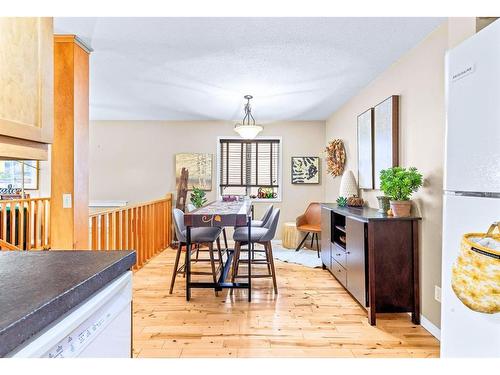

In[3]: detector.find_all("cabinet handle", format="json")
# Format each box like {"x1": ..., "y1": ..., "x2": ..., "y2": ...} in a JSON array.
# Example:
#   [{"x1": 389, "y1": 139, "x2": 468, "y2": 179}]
[
  {"x1": 346, "y1": 251, "x2": 351, "y2": 254},
  {"x1": 336, "y1": 253, "x2": 341, "y2": 256}
]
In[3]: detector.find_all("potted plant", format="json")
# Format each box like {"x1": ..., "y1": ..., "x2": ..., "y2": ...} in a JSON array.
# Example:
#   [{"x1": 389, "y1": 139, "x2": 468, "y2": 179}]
[
  {"x1": 190, "y1": 187, "x2": 207, "y2": 208},
  {"x1": 379, "y1": 167, "x2": 423, "y2": 217}
]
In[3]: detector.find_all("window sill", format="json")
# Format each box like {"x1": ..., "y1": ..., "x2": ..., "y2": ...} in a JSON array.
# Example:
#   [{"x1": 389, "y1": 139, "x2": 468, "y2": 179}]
[{"x1": 250, "y1": 198, "x2": 282, "y2": 203}]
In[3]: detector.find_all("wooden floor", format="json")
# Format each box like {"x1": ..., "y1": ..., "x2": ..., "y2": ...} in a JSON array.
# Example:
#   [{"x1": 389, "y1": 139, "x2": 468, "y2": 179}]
[{"x1": 132, "y1": 247, "x2": 440, "y2": 358}]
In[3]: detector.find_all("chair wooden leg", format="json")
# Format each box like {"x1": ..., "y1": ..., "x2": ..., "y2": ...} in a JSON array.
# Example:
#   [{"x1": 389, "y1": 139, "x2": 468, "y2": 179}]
[
  {"x1": 266, "y1": 241, "x2": 278, "y2": 294},
  {"x1": 208, "y1": 242, "x2": 218, "y2": 296},
  {"x1": 296, "y1": 232, "x2": 309, "y2": 251},
  {"x1": 169, "y1": 242, "x2": 183, "y2": 294},
  {"x1": 231, "y1": 241, "x2": 241, "y2": 283},
  {"x1": 216, "y1": 236, "x2": 224, "y2": 268},
  {"x1": 222, "y1": 228, "x2": 228, "y2": 250}
]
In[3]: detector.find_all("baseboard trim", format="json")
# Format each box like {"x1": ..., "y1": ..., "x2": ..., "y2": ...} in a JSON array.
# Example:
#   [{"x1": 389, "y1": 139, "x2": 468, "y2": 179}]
[{"x1": 420, "y1": 315, "x2": 441, "y2": 341}]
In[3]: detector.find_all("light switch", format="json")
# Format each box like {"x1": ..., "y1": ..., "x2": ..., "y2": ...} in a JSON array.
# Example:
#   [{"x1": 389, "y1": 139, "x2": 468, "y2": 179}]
[{"x1": 63, "y1": 194, "x2": 72, "y2": 209}]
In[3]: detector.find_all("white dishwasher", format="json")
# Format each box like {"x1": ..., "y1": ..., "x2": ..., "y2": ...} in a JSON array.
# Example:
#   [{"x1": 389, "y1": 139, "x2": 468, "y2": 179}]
[{"x1": 8, "y1": 271, "x2": 132, "y2": 358}]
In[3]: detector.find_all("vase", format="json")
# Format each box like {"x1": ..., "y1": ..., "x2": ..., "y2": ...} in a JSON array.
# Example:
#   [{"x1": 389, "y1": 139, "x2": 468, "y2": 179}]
[
  {"x1": 389, "y1": 200, "x2": 412, "y2": 217},
  {"x1": 376, "y1": 196, "x2": 390, "y2": 213}
]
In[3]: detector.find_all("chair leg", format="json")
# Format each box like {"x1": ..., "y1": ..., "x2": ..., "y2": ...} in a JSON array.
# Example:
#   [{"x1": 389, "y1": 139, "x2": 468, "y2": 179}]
[
  {"x1": 222, "y1": 228, "x2": 228, "y2": 250},
  {"x1": 310, "y1": 233, "x2": 315, "y2": 248},
  {"x1": 231, "y1": 241, "x2": 241, "y2": 283},
  {"x1": 296, "y1": 232, "x2": 309, "y2": 251},
  {"x1": 315, "y1": 233, "x2": 320, "y2": 258},
  {"x1": 195, "y1": 243, "x2": 200, "y2": 261},
  {"x1": 208, "y1": 242, "x2": 218, "y2": 296},
  {"x1": 266, "y1": 241, "x2": 278, "y2": 294},
  {"x1": 216, "y1": 236, "x2": 224, "y2": 268},
  {"x1": 169, "y1": 242, "x2": 183, "y2": 294}
]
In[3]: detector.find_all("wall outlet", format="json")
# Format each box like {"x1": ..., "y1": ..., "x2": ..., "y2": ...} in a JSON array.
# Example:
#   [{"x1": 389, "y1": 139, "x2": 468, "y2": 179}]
[
  {"x1": 63, "y1": 193, "x2": 72, "y2": 209},
  {"x1": 435, "y1": 285, "x2": 441, "y2": 303}
]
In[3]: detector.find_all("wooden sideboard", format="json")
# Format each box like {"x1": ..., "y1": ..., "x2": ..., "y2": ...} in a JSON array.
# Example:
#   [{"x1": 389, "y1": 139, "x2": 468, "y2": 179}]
[{"x1": 321, "y1": 204, "x2": 421, "y2": 325}]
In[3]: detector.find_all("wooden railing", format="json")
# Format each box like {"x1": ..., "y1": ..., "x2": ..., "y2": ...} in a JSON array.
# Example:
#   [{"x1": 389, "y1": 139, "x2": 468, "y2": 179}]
[
  {"x1": 0, "y1": 197, "x2": 51, "y2": 250},
  {"x1": 89, "y1": 194, "x2": 172, "y2": 269}
]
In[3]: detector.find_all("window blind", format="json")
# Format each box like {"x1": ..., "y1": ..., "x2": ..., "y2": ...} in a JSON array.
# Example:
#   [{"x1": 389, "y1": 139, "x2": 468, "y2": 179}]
[{"x1": 219, "y1": 139, "x2": 280, "y2": 189}]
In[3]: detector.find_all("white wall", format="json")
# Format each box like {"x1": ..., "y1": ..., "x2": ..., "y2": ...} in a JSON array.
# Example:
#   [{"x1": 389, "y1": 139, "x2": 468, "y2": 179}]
[{"x1": 89, "y1": 120, "x2": 326, "y2": 238}]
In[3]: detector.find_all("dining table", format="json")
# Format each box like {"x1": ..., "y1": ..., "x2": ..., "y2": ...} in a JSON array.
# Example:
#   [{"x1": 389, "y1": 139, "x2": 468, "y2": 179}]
[{"x1": 183, "y1": 199, "x2": 253, "y2": 301}]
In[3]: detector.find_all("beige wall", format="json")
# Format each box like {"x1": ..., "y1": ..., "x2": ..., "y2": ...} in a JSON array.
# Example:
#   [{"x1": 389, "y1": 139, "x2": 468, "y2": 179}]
[
  {"x1": 325, "y1": 22, "x2": 449, "y2": 328},
  {"x1": 89, "y1": 120, "x2": 326, "y2": 237}
]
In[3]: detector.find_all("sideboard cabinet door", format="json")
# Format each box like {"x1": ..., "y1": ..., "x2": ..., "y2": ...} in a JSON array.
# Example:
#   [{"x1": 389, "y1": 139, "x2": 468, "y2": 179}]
[
  {"x1": 346, "y1": 217, "x2": 367, "y2": 306},
  {"x1": 320, "y1": 207, "x2": 331, "y2": 270}
]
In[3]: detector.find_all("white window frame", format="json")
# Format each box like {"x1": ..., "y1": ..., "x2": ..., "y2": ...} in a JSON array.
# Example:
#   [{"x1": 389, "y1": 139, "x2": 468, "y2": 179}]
[{"x1": 216, "y1": 136, "x2": 283, "y2": 203}]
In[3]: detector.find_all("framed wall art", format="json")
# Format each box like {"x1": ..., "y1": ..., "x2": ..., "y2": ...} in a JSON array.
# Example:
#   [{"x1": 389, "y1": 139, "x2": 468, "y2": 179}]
[
  {"x1": 291, "y1": 156, "x2": 320, "y2": 184},
  {"x1": 373, "y1": 95, "x2": 399, "y2": 189},
  {"x1": 175, "y1": 153, "x2": 213, "y2": 191},
  {"x1": 357, "y1": 108, "x2": 374, "y2": 189}
]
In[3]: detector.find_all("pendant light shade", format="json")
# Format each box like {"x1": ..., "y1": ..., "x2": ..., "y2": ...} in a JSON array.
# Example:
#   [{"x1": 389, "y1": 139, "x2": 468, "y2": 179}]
[
  {"x1": 234, "y1": 95, "x2": 263, "y2": 139},
  {"x1": 339, "y1": 170, "x2": 359, "y2": 198}
]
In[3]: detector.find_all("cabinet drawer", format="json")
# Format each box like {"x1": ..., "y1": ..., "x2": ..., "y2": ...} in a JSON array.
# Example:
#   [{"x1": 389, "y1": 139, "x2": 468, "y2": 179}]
[
  {"x1": 332, "y1": 245, "x2": 346, "y2": 268},
  {"x1": 331, "y1": 260, "x2": 347, "y2": 287}
]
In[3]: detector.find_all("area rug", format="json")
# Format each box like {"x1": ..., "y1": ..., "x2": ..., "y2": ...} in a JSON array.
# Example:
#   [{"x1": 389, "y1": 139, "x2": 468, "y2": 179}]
[{"x1": 270, "y1": 241, "x2": 322, "y2": 268}]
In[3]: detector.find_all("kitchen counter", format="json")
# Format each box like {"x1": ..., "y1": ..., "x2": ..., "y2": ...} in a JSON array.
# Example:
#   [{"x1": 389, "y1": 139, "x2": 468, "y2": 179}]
[
  {"x1": 0, "y1": 250, "x2": 136, "y2": 357},
  {"x1": 321, "y1": 203, "x2": 421, "y2": 222}
]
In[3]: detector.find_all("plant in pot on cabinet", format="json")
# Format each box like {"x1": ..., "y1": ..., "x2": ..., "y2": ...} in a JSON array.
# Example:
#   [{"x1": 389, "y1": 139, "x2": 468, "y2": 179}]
[{"x1": 379, "y1": 167, "x2": 423, "y2": 217}]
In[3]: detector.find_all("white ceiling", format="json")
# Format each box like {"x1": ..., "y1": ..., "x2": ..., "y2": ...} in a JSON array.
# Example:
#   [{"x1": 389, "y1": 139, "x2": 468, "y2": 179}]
[{"x1": 54, "y1": 17, "x2": 444, "y2": 121}]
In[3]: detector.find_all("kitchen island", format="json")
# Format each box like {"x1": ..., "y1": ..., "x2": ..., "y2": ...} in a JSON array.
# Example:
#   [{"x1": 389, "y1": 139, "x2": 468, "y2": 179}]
[{"x1": 0, "y1": 250, "x2": 136, "y2": 358}]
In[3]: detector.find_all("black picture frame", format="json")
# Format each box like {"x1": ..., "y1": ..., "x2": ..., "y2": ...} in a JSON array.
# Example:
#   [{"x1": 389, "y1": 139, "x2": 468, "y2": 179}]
[{"x1": 291, "y1": 156, "x2": 320, "y2": 184}]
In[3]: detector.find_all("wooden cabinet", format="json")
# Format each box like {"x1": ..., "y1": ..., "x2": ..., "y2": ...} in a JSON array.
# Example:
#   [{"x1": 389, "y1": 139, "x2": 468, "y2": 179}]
[
  {"x1": 0, "y1": 17, "x2": 53, "y2": 160},
  {"x1": 321, "y1": 204, "x2": 420, "y2": 325},
  {"x1": 320, "y1": 207, "x2": 331, "y2": 270}
]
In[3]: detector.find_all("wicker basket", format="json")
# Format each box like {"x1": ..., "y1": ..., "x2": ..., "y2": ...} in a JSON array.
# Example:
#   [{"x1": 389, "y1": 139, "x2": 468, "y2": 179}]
[{"x1": 451, "y1": 222, "x2": 500, "y2": 314}]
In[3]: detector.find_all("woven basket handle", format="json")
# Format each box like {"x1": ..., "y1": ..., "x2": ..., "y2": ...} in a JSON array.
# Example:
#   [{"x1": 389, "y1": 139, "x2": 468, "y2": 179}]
[{"x1": 484, "y1": 221, "x2": 500, "y2": 237}]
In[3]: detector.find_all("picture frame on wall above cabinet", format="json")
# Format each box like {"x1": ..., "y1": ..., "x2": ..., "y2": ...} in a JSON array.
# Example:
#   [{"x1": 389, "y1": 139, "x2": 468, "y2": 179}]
[
  {"x1": 291, "y1": 156, "x2": 320, "y2": 184},
  {"x1": 373, "y1": 95, "x2": 399, "y2": 189},
  {"x1": 357, "y1": 108, "x2": 374, "y2": 189}
]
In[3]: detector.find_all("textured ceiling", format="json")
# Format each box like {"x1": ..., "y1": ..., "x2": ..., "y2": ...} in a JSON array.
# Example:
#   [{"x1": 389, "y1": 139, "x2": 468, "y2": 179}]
[{"x1": 54, "y1": 17, "x2": 444, "y2": 121}]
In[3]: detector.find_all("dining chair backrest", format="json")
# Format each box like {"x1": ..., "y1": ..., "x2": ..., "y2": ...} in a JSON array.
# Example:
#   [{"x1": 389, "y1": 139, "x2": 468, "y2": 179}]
[
  {"x1": 173, "y1": 208, "x2": 187, "y2": 242},
  {"x1": 261, "y1": 208, "x2": 280, "y2": 242},
  {"x1": 186, "y1": 203, "x2": 196, "y2": 212},
  {"x1": 260, "y1": 204, "x2": 274, "y2": 225}
]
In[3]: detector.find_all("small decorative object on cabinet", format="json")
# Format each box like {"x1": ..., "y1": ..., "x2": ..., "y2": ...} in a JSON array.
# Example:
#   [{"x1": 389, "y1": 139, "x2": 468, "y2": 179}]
[
  {"x1": 325, "y1": 139, "x2": 345, "y2": 177},
  {"x1": 190, "y1": 187, "x2": 207, "y2": 208},
  {"x1": 336, "y1": 196, "x2": 348, "y2": 207},
  {"x1": 257, "y1": 187, "x2": 277, "y2": 199},
  {"x1": 320, "y1": 204, "x2": 421, "y2": 325},
  {"x1": 357, "y1": 108, "x2": 374, "y2": 189},
  {"x1": 339, "y1": 170, "x2": 358, "y2": 198},
  {"x1": 175, "y1": 153, "x2": 213, "y2": 191},
  {"x1": 291, "y1": 156, "x2": 320, "y2": 184},
  {"x1": 374, "y1": 95, "x2": 399, "y2": 189},
  {"x1": 379, "y1": 166, "x2": 423, "y2": 218},
  {"x1": 347, "y1": 196, "x2": 364, "y2": 207},
  {"x1": 376, "y1": 195, "x2": 390, "y2": 213}
]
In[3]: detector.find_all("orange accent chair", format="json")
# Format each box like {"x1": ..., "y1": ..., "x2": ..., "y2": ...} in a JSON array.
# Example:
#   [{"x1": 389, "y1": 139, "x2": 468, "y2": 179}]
[{"x1": 295, "y1": 202, "x2": 321, "y2": 257}]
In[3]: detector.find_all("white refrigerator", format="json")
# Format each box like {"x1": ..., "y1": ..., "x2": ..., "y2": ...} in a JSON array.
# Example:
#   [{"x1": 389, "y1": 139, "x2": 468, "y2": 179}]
[{"x1": 441, "y1": 20, "x2": 500, "y2": 357}]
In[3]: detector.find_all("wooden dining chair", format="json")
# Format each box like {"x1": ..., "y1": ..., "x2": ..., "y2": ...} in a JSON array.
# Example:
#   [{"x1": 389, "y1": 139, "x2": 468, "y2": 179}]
[
  {"x1": 170, "y1": 208, "x2": 223, "y2": 296},
  {"x1": 295, "y1": 202, "x2": 321, "y2": 257},
  {"x1": 231, "y1": 208, "x2": 280, "y2": 294}
]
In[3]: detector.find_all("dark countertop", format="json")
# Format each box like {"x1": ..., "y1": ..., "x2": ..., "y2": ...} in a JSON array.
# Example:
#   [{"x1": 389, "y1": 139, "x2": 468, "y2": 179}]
[
  {"x1": 0, "y1": 250, "x2": 136, "y2": 357},
  {"x1": 321, "y1": 203, "x2": 421, "y2": 222}
]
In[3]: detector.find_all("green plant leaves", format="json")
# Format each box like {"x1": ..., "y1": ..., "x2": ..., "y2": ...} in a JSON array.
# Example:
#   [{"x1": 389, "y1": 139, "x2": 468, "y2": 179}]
[
  {"x1": 190, "y1": 187, "x2": 207, "y2": 208},
  {"x1": 379, "y1": 167, "x2": 423, "y2": 201}
]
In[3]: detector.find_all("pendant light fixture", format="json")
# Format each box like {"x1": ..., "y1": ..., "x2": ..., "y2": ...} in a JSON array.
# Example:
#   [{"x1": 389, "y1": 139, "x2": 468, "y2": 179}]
[{"x1": 234, "y1": 95, "x2": 263, "y2": 139}]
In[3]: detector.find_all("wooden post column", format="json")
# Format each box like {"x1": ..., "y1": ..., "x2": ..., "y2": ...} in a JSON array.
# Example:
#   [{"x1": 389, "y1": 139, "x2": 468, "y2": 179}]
[{"x1": 50, "y1": 35, "x2": 91, "y2": 249}]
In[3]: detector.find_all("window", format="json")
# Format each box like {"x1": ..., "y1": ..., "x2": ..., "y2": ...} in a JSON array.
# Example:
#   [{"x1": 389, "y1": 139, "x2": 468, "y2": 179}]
[{"x1": 218, "y1": 138, "x2": 281, "y2": 200}]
